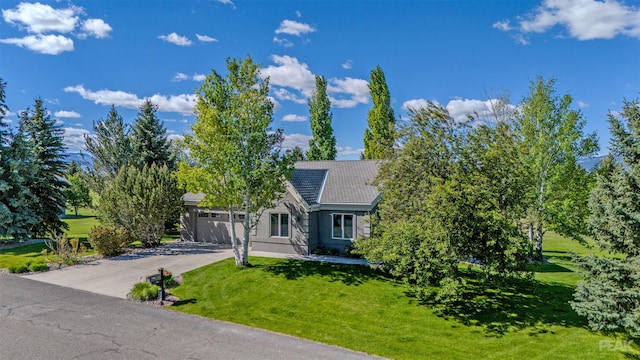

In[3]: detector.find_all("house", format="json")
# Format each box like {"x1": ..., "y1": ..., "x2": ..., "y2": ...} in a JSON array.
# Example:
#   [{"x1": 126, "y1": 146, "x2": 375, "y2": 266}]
[{"x1": 180, "y1": 160, "x2": 381, "y2": 255}]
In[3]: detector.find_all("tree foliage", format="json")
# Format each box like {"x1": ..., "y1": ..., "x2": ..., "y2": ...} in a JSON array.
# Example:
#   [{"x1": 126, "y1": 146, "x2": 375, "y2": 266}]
[
  {"x1": 84, "y1": 106, "x2": 132, "y2": 192},
  {"x1": 0, "y1": 78, "x2": 39, "y2": 239},
  {"x1": 100, "y1": 164, "x2": 182, "y2": 247},
  {"x1": 572, "y1": 99, "x2": 640, "y2": 336},
  {"x1": 516, "y1": 77, "x2": 598, "y2": 260},
  {"x1": 131, "y1": 99, "x2": 175, "y2": 169},
  {"x1": 306, "y1": 75, "x2": 336, "y2": 160},
  {"x1": 357, "y1": 102, "x2": 530, "y2": 303},
  {"x1": 363, "y1": 65, "x2": 395, "y2": 160},
  {"x1": 19, "y1": 98, "x2": 68, "y2": 236},
  {"x1": 177, "y1": 56, "x2": 295, "y2": 266},
  {"x1": 65, "y1": 173, "x2": 91, "y2": 216}
]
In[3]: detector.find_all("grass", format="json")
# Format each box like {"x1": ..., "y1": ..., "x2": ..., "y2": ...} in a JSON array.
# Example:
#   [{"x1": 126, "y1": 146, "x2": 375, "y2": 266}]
[
  {"x1": 170, "y1": 234, "x2": 638, "y2": 360},
  {"x1": 0, "y1": 208, "x2": 98, "y2": 270}
]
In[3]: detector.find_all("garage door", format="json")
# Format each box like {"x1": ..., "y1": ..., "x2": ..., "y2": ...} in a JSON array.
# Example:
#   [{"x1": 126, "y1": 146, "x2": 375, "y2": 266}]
[{"x1": 196, "y1": 212, "x2": 234, "y2": 244}]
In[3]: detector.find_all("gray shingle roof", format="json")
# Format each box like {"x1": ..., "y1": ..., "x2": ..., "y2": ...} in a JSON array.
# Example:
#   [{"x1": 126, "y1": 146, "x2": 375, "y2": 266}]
[
  {"x1": 289, "y1": 169, "x2": 327, "y2": 205},
  {"x1": 293, "y1": 160, "x2": 380, "y2": 205}
]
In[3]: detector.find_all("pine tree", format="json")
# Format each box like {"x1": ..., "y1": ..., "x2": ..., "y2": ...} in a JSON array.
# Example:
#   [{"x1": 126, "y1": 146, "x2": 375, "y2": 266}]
[
  {"x1": 363, "y1": 65, "x2": 395, "y2": 159},
  {"x1": 306, "y1": 75, "x2": 336, "y2": 160},
  {"x1": 571, "y1": 99, "x2": 640, "y2": 336},
  {"x1": 131, "y1": 99, "x2": 174, "y2": 169},
  {"x1": 0, "y1": 78, "x2": 39, "y2": 239},
  {"x1": 19, "y1": 98, "x2": 68, "y2": 236},
  {"x1": 84, "y1": 105, "x2": 132, "y2": 192}
]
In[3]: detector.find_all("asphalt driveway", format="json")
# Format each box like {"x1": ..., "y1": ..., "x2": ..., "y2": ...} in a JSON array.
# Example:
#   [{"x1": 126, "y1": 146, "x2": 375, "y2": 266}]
[{"x1": 23, "y1": 242, "x2": 234, "y2": 298}]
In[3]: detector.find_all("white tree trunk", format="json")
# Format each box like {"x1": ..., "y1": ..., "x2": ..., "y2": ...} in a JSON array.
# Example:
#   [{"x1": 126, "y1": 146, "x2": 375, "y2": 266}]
[
  {"x1": 241, "y1": 196, "x2": 251, "y2": 267},
  {"x1": 228, "y1": 208, "x2": 242, "y2": 266}
]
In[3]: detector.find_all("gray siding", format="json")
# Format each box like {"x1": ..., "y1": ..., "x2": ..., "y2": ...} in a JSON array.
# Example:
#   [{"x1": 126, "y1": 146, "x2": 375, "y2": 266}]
[
  {"x1": 251, "y1": 191, "x2": 310, "y2": 255},
  {"x1": 316, "y1": 210, "x2": 370, "y2": 252}
]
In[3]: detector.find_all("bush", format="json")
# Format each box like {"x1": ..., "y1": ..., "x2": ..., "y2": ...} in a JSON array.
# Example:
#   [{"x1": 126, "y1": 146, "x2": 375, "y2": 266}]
[
  {"x1": 28, "y1": 260, "x2": 49, "y2": 272},
  {"x1": 8, "y1": 262, "x2": 30, "y2": 273},
  {"x1": 88, "y1": 226, "x2": 132, "y2": 257},
  {"x1": 130, "y1": 282, "x2": 159, "y2": 301}
]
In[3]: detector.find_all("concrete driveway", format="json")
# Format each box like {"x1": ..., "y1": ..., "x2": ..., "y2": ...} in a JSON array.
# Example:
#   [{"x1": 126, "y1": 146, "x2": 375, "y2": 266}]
[{"x1": 23, "y1": 242, "x2": 234, "y2": 298}]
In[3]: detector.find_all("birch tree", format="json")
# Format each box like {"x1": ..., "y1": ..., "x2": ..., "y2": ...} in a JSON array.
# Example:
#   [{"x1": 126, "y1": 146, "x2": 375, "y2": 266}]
[
  {"x1": 516, "y1": 77, "x2": 598, "y2": 260},
  {"x1": 177, "y1": 56, "x2": 295, "y2": 266}
]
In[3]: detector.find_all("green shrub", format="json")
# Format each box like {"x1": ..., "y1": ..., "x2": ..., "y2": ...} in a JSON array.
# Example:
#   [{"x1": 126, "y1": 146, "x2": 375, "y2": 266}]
[
  {"x1": 88, "y1": 226, "x2": 131, "y2": 257},
  {"x1": 8, "y1": 262, "x2": 30, "y2": 273},
  {"x1": 28, "y1": 260, "x2": 49, "y2": 272},
  {"x1": 130, "y1": 282, "x2": 159, "y2": 301}
]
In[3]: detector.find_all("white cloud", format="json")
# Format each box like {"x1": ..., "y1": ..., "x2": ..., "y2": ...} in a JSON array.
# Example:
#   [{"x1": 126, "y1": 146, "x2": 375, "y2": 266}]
[
  {"x1": 261, "y1": 55, "x2": 316, "y2": 95},
  {"x1": 402, "y1": 98, "x2": 516, "y2": 123},
  {"x1": 2, "y1": 2, "x2": 79, "y2": 34},
  {"x1": 337, "y1": 146, "x2": 364, "y2": 157},
  {"x1": 0, "y1": 34, "x2": 73, "y2": 55},
  {"x1": 54, "y1": 110, "x2": 81, "y2": 118},
  {"x1": 1, "y1": 3, "x2": 111, "y2": 54},
  {"x1": 158, "y1": 32, "x2": 192, "y2": 46},
  {"x1": 273, "y1": 36, "x2": 294, "y2": 47},
  {"x1": 216, "y1": 0, "x2": 234, "y2": 6},
  {"x1": 262, "y1": 55, "x2": 369, "y2": 109},
  {"x1": 275, "y1": 19, "x2": 316, "y2": 36},
  {"x1": 179, "y1": 119, "x2": 189, "y2": 123},
  {"x1": 282, "y1": 133, "x2": 312, "y2": 150},
  {"x1": 578, "y1": 100, "x2": 590, "y2": 108},
  {"x1": 402, "y1": 99, "x2": 431, "y2": 111},
  {"x1": 273, "y1": 88, "x2": 307, "y2": 104},
  {"x1": 496, "y1": 0, "x2": 640, "y2": 42},
  {"x1": 341, "y1": 60, "x2": 353, "y2": 70},
  {"x1": 63, "y1": 127, "x2": 90, "y2": 151},
  {"x1": 295, "y1": 11, "x2": 302, "y2": 18},
  {"x1": 81, "y1": 18, "x2": 112, "y2": 38},
  {"x1": 282, "y1": 114, "x2": 307, "y2": 122},
  {"x1": 64, "y1": 85, "x2": 196, "y2": 115},
  {"x1": 193, "y1": 73, "x2": 206, "y2": 81},
  {"x1": 196, "y1": 33, "x2": 217, "y2": 42},
  {"x1": 492, "y1": 20, "x2": 512, "y2": 31},
  {"x1": 327, "y1": 77, "x2": 369, "y2": 108},
  {"x1": 172, "y1": 72, "x2": 190, "y2": 82}
]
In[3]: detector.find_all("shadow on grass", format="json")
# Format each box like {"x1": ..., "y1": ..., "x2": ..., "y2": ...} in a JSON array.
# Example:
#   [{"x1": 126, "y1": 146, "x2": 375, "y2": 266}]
[
  {"x1": 172, "y1": 298, "x2": 197, "y2": 306},
  {"x1": 261, "y1": 259, "x2": 391, "y2": 286},
  {"x1": 63, "y1": 214, "x2": 96, "y2": 220},
  {"x1": 528, "y1": 262, "x2": 574, "y2": 273},
  {"x1": 423, "y1": 271, "x2": 587, "y2": 336}
]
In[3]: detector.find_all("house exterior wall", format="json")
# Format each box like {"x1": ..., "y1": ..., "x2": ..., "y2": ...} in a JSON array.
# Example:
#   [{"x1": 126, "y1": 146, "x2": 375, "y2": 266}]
[
  {"x1": 251, "y1": 191, "x2": 310, "y2": 255},
  {"x1": 180, "y1": 205, "x2": 197, "y2": 242},
  {"x1": 316, "y1": 210, "x2": 370, "y2": 252}
]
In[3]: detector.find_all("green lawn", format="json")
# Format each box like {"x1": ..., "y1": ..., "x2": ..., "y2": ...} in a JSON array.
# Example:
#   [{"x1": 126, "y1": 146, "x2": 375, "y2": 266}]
[
  {"x1": 0, "y1": 208, "x2": 98, "y2": 269},
  {"x1": 170, "y1": 235, "x2": 638, "y2": 360}
]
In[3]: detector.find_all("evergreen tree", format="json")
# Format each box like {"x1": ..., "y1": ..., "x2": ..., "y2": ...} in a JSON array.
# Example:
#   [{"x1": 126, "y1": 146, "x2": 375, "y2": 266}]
[
  {"x1": 84, "y1": 105, "x2": 132, "y2": 192},
  {"x1": 131, "y1": 99, "x2": 174, "y2": 169},
  {"x1": 572, "y1": 99, "x2": 640, "y2": 336},
  {"x1": 19, "y1": 98, "x2": 68, "y2": 236},
  {"x1": 363, "y1": 65, "x2": 395, "y2": 159},
  {"x1": 66, "y1": 160, "x2": 82, "y2": 176},
  {"x1": 0, "y1": 78, "x2": 39, "y2": 239},
  {"x1": 306, "y1": 75, "x2": 336, "y2": 160}
]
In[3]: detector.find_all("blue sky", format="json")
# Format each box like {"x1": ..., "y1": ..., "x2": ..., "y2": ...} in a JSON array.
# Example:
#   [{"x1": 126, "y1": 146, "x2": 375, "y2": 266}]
[{"x1": 0, "y1": 0, "x2": 639, "y2": 159}]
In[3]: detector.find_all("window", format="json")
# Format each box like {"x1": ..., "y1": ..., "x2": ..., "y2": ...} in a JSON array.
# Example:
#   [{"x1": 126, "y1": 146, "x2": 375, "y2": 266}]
[
  {"x1": 270, "y1": 213, "x2": 289, "y2": 237},
  {"x1": 198, "y1": 213, "x2": 209, "y2": 218},
  {"x1": 332, "y1": 214, "x2": 354, "y2": 239}
]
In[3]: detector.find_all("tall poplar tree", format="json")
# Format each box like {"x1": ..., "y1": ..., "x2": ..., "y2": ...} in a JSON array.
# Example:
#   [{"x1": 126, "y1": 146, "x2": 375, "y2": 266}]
[
  {"x1": 20, "y1": 98, "x2": 68, "y2": 236},
  {"x1": 306, "y1": 75, "x2": 336, "y2": 160},
  {"x1": 177, "y1": 56, "x2": 295, "y2": 267},
  {"x1": 363, "y1": 65, "x2": 395, "y2": 159},
  {"x1": 131, "y1": 99, "x2": 174, "y2": 169}
]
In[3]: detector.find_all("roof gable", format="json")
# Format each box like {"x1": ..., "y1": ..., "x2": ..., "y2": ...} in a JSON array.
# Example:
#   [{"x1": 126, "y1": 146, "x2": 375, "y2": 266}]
[{"x1": 292, "y1": 160, "x2": 380, "y2": 207}]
